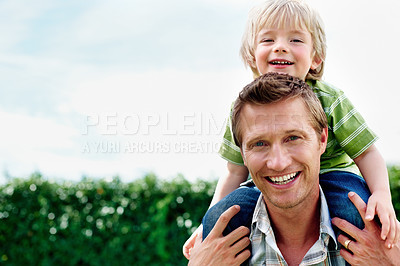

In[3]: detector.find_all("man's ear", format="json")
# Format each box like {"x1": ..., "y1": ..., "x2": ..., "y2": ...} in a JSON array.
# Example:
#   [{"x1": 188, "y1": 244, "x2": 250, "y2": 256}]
[
  {"x1": 240, "y1": 149, "x2": 247, "y2": 166},
  {"x1": 319, "y1": 127, "x2": 328, "y2": 155}
]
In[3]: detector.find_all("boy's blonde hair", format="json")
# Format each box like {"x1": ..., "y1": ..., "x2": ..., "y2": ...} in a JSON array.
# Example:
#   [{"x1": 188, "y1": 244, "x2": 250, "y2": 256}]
[{"x1": 240, "y1": 0, "x2": 326, "y2": 80}]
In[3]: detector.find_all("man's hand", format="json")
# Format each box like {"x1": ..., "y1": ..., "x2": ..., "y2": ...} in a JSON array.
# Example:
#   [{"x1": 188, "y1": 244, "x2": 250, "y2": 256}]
[
  {"x1": 332, "y1": 192, "x2": 400, "y2": 266},
  {"x1": 188, "y1": 205, "x2": 251, "y2": 266}
]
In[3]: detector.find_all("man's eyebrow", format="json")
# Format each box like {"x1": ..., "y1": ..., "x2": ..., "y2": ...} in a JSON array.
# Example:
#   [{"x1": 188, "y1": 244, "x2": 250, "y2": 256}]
[
  {"x1": 284, "y1": 129, "x2": 304, "y2": 134},
  {"x1": 245, "y1": 134, "x2": 268, "y2": 145}
]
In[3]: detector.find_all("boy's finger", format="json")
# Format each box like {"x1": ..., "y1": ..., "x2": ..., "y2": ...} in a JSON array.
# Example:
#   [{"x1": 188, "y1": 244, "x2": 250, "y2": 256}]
[
  {"x1": 385, "y1": 216, "x2": 397, "y2": 248},
  {"x1": 379, "y1": 212, "x2": 390, "y2": 240},
  {"x1": 210, "y1": 205, "x2": 240, "y2": 237},
  {"x1": 186, "y1": 233, "x2": 202, "y2": 260},
  {"x1": 364, "y1": 197, "x2": 376, "y2": 221},
  {"x1": 378, "y1": 208, "x2": 394, "y2": 240},
  {"x1": 194, "y1": 232, "x2": 202, "y2": 246}
]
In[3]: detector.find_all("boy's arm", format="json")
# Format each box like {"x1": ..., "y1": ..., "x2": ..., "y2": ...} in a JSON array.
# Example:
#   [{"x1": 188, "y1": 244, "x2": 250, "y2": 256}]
[
  {"x1": 353, "y1": 144, "x2": 399, "y2": 247},
  {"x1": 209, "y1": 162, "x2": 249, "y2": 207},
  {"x1": 353, "y1": 144, "x2": 390, "y2": 202}
]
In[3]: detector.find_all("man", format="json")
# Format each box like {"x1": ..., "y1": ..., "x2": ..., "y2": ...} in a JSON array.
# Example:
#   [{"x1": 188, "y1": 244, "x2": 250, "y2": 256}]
[{"x1": 188, "y1": 73, "x2": 400, "y2": 265}]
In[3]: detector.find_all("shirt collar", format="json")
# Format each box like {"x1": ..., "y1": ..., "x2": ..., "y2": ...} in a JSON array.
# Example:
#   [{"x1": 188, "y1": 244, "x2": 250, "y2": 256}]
[
  {"x1": 251, "y1": 186, "x2": 338, "y2": 247},
  {"x1": 319, "y1": 186, "x2": 338, "y2": 248}
]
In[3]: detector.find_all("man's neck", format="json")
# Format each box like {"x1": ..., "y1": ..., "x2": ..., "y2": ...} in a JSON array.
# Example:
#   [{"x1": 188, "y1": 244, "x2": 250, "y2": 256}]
[{"x1": 265, "y1": 193, "x2": 321, "y2": 266}]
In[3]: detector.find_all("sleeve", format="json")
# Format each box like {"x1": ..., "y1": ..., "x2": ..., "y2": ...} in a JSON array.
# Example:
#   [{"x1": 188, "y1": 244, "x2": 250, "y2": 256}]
[
  {"x1": 218, "y1": 109, "x2": 245, "y2": 165},
  {"x1": 327, "y1": 90, "x2": 378, "y2": 159}
]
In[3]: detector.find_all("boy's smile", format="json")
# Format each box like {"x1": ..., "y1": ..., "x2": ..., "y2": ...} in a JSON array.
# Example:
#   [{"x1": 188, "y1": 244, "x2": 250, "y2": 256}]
[{"x1": 254, "y1": 28, "x2": 321, "y2": 80}]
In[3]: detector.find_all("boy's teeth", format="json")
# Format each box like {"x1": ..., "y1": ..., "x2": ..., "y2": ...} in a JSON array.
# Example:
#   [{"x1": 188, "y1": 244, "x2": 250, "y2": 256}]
[
  {"x1": 269, "y1": 172, "x2": 298, "y2": 185},
  {"x1": 271, "y1": 61, "x2": 293, "y2": 65}
]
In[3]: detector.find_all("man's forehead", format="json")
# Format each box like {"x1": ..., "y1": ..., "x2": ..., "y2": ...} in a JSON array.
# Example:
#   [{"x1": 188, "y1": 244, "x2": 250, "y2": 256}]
[
  {"x1": 239, "y1": 99, "x2": 316, "y2": 140},
  {"x1": 254, "y1": 113, "x2": 306, "y2": 124},
  {"x1": 243, "y1": 113, "x2": 310, "y2": 132}
]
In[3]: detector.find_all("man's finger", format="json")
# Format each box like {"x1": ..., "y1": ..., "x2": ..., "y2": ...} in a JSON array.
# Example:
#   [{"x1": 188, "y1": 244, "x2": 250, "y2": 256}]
[
  {"x1": 224, "y1": 226, "x2": 250, "y2": 247},
  {"x1": 347, "y1": 192, "x2": 367, "y2": 223},
  {"x1": 209, "y1": 205, "x2": 241, "y2": 238},
  {"x1": 332, "y1": 217, "x2": 360, "y2": 241}
]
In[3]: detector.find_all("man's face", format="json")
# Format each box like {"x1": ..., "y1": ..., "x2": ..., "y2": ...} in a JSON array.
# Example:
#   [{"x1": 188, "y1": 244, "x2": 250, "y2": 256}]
[{"x1": 240, "y1": 97, "x2": 327, "y2": 210}]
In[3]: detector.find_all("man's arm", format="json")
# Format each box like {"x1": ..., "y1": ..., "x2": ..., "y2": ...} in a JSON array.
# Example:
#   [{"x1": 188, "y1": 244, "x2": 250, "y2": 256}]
[
  {"x1": 332, "y1": 192, "x2": 400, "y2": 265},
  {"x1": 188, "y1": 205, "x2": 251, "y2": 266}
]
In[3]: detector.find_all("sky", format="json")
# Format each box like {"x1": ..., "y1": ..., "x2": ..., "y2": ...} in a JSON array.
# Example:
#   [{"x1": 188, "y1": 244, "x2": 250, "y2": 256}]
[{"x1": 1, "y1": 0, "x2": 399, "y2": 184}]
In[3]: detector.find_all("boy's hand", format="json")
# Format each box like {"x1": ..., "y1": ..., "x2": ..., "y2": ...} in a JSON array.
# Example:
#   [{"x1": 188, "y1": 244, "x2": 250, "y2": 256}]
[
  {"x1": 365, "y1": 190, "x2": 400, "y2": 248},
  {"x1": 183, "y1": 224, "x2": 203, "y2": 259}
]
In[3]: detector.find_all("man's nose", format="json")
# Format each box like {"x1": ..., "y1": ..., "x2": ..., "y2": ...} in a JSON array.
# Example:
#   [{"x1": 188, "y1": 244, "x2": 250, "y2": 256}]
[{"x1": 265, "y1": 145, "x2": 291, "y2": 171}]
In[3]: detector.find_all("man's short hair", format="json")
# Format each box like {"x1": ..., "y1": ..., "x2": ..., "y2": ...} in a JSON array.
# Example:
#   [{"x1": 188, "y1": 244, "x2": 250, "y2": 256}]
[
  {"x1": 240, "y1": 0, "x2": 326, "y2": 80},
  {"x1": 232, "y1": 72, "x2": 328, "y2": 147}
]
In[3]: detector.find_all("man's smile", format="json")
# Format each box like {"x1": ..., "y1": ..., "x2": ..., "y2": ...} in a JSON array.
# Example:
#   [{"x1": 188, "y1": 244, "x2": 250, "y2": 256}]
[{"x1": 267, "y1": 171, "x2": 300, "y2": 185}]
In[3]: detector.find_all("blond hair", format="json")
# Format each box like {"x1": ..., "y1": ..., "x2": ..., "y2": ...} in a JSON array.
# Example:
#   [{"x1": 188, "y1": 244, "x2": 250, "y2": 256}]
[{"x1": 240, "y1": 0, "x2": 326, "y2": 80}]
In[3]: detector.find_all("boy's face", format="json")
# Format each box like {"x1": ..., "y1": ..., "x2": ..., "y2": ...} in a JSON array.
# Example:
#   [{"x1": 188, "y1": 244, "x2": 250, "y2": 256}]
[{"x1": 254, "y1": 28, "x2": 321, "y2": 80}]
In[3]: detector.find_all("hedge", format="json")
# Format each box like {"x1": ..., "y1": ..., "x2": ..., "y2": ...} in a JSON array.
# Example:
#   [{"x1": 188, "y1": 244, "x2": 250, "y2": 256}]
[
  {"x1": 0, "y1": 173, "x2": 215, "y2": 265},
  {"x1": 1, "y1": 165, "x2": 399, "y2": 265}
]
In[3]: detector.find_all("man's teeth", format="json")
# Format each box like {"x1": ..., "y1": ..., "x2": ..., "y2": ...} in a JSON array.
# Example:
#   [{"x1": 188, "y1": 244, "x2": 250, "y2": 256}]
[
  {"x1": 270, "y1": 61, "x2": 293, "y2": 65},
  {"x1": 269, "y1": 172, "x2": 298, "y2": 185}
]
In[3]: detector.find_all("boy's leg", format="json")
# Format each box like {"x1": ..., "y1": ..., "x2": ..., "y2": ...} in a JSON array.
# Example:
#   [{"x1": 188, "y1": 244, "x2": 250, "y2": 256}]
[
  {"x1": 202, "y1": 181, "x2": 261, "y2": 240},
  {"x1": 320, "y1": 171, "x2": 371, "y2": 233}
]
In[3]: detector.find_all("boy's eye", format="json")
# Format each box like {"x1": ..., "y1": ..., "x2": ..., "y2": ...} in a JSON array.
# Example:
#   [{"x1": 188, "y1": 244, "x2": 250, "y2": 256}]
[
  {"x1": 291, "y1": 39, "x2": 303, "y2": 43},
  {"x1": 261, "y1": 39, "x2": 274, "y2": 43}
]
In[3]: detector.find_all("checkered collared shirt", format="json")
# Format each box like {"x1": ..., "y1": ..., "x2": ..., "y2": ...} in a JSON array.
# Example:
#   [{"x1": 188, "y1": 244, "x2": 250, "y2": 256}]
[{"x1": 249, "y1": 187, "x2": 345, "y2": 266}]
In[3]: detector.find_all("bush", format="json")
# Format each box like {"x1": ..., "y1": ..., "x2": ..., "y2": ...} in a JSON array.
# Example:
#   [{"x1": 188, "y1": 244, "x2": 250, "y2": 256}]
[
  {"x1": 389, "y1": 164, "x2": 400, "y2": 219},
  {"x1": 0, "y1": 172, "x2": 216, "y2": 265}
]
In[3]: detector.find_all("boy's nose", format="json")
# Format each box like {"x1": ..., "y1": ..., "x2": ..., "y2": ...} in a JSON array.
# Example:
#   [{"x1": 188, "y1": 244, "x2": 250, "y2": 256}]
[
  {"x1": 274, "y1": 47, "x2": 288, "y2": 53},
  {"x1": 273, "y1": 41, "x2": 288, "y2": 53}
]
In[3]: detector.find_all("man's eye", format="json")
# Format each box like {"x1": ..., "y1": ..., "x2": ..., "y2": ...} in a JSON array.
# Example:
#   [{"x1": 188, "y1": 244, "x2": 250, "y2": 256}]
[
  {"x1": 288, "y1": 136, "x2": 299, "y2": 141},
  {"x1": 255, "y1": 141, "x2": 264, "y2": 147}
]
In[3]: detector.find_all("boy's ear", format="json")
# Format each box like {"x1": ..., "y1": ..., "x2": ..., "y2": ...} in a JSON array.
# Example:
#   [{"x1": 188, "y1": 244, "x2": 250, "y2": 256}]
[{"x1": 311, "y1": 55, "x2": 323, "y2": 70}]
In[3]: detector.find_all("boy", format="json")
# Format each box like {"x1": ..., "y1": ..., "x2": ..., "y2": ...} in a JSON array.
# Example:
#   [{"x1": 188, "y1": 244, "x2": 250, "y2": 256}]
[{"x1": 183, "y1": 0, "x2": 399, "y2": 259}]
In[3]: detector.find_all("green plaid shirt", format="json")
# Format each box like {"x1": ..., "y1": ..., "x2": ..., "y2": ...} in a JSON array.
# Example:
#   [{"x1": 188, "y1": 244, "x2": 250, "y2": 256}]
[{"x1": 249, "y1": 187, "x2": 345, "y2": 266}]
